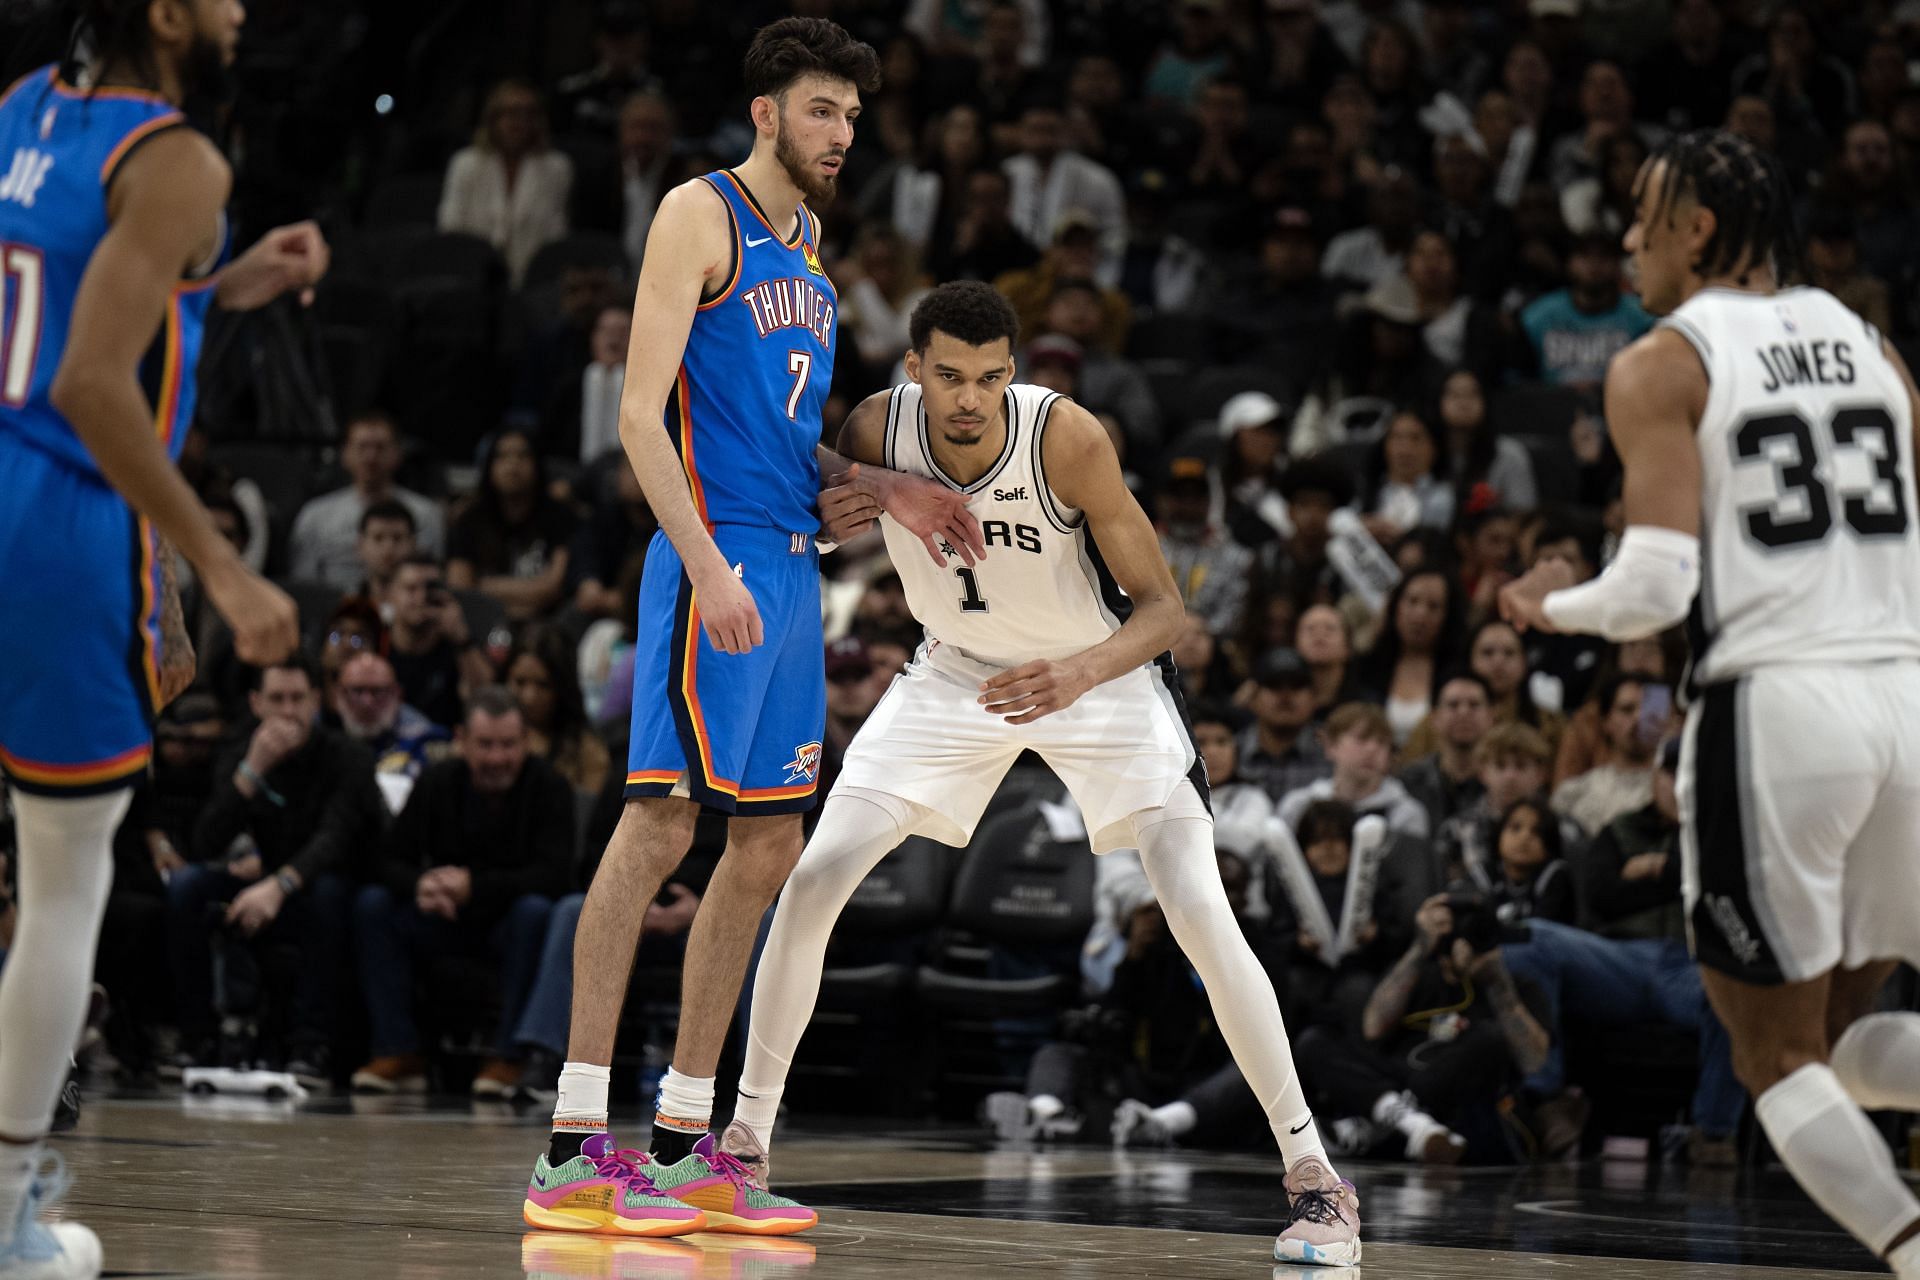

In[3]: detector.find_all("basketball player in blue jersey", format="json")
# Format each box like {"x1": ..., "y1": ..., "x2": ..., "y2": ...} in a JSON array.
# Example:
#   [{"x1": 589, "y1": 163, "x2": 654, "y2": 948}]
[
  {"x1": 0, "y1": 2, "x2": 321, "y2": 1274},
  {"x1": 523, "y1": 17, "x2": 984, "y2": 1238}
]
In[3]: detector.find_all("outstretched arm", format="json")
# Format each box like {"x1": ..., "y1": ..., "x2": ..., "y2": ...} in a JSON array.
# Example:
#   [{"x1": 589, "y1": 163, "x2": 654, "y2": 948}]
[
  {"x1": 1501, "y1": 328, "x2": 1705, "y2": 638},
  {"x1": 977, "y1": 402, "x2": 1182, "y2": 724},
  {"x1": 816, "y1": 395, "x2": 986, "y2": 564}
]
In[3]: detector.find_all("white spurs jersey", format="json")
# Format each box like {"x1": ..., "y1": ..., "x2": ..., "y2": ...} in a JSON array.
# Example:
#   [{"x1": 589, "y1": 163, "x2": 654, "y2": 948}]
[
  {"x1": 877, "y1": 382, "x2": 1124, "y2": 668},
  {"x1": 1665, "y1": 286, "x2": 1920, "y2": 688}
]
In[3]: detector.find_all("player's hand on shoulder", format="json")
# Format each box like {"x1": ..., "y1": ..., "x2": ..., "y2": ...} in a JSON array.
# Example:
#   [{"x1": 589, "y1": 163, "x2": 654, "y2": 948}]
[
  {"x1": 978, "y1": 656, "x2": 1094, "y2": 725},
  {"x1": 218, "y1": 221, "x2": 331, "y2": 311},
  {"x1": 878, "y1": 468, "x2": 987, "y2": 567},
  {"x1": 689, "y1": 557, "x2": 764, "y2": 655}
]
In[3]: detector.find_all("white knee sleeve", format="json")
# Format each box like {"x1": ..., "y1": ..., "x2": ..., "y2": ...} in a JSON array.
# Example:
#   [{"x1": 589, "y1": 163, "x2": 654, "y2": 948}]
[
  {"x1": 1756, "y1": 1064, "x2": 1920, "y2": 1256},
  {"x1": 739, "y1": 789, "x2": 928, "y2": 1139},
  {"x1": 1132, "y1": 783, "x2": 1330, "y2": 1173},
  {"x1": 1833, "y1": 1013, "x2": 1920, "y2": 1112},
  {"x1": 0, "y1": 789, "x2": 128, "y2": 1137}
]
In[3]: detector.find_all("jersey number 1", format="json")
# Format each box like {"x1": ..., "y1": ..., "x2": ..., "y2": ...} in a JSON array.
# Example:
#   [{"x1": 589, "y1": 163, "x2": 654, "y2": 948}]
[
  {"x1": 955, "y1": 566, "x2": 989, "y2": 612},
  {"x1": 0, "y1": 243, "x2": 45, "y2": 408},
  {"x1": 1736, "y1": 405, "x2": 1909, "y2": 549}
]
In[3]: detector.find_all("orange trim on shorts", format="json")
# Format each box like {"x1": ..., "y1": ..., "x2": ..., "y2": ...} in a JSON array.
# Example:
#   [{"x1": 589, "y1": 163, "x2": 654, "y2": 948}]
[
  {"x1": 625, "y1": 769, "x2": 682, "y2": 787},
  {"x1": 735, "y1": 783, "x2": 818, "y2": 803},
  {"x1": 99, "y1": 112, "x2": 187, "y2": 183},
  {"x1": 678, "y1": 594, "x2": 738, "y2": 797},
  {"x1": 0, "y1": 743, "x2": 150, "y2": 789}
]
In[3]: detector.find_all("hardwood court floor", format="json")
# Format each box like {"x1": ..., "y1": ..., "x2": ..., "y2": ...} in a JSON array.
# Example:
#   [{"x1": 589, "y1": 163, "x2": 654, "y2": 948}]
[{"x1": 44, "y1": 1095, "x2": 1895, "y2": 1278}]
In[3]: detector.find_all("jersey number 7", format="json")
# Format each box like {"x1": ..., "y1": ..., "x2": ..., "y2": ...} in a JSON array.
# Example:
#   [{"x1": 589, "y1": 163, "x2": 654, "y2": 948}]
[{"x1": 0, "y1": 242, "x2": 44, "y2": 408}]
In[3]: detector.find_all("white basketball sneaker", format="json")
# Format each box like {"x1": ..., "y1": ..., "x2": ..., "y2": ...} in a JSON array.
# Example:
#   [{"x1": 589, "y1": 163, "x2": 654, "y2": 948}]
[{"x1": 0, "y1": 1152, "x2": 101, "y2": 1279}]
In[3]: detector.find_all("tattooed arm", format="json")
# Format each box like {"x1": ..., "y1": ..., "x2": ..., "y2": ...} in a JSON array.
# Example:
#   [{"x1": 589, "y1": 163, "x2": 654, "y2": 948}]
[
  {"x1": 1361, "y1": 941, "x2": 1427, "y2": 1043},
  {"x1": 1363, "y1": 893, "x2": 1453, "y2": 1043},
  {"x1": 1470, "y1": 951, "x2": 1551, "y2": 1075},
  {"x1": 157, "y1": 538, "x2": 196, "y2": 707}
]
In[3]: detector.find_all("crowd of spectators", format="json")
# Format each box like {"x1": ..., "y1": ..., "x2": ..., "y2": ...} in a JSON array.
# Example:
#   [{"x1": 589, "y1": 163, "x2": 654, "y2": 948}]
[{"x1": 5, "y1": 0, "x2": 1920, "y2": 1165}]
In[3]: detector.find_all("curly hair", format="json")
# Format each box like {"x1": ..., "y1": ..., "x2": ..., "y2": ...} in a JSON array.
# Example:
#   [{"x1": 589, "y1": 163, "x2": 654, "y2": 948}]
[
  {"x1": 908, "y1": 281, "x2": 1021, "y2": 352},
  {"x1": 743, "y1": 17, "x2": 882, "y2": 101}
]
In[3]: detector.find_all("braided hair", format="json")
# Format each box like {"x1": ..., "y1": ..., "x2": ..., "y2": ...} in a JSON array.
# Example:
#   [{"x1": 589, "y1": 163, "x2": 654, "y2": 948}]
[{"x1": 1638, "y1": 129, "x2": 1802, "y2": 286}]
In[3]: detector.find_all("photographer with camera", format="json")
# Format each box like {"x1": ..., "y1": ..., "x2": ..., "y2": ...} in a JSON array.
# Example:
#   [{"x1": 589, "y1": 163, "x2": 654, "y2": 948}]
[
  {"x1": 1499, "y1": 739, "x2": 1746, "y2": 1162},
  {"x1": 1285, "y1": 890, "x2": 1551, "y2": 1164},
  {"x1": 387, "y1": 555, "x2": 497, "y2": 731}
]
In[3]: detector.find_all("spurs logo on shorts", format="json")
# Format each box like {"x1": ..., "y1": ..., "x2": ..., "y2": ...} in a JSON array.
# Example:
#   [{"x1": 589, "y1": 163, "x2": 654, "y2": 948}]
[
  {"x1": 784, "y1": 741, "x2": 822, "y2": 785},
  {"x1": 1704, "y1": 894, "x2": 1761, "y2": 967}
]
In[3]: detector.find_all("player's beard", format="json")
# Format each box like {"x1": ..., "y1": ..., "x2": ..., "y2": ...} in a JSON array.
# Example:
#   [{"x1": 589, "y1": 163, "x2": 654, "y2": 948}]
[
  {"x1": 179, "y1": 29, "x2": 238, "y2": 121},
  {"x1": 775, "y1": 120, "x2": 841, "y2": 206}
]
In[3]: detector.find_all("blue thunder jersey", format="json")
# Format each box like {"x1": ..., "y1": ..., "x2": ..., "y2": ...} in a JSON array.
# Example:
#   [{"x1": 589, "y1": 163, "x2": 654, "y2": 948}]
[
  {"x1": 671, "y1": 170, "x2": 835, "y2": 535},
  {"x1": 0, "y1": 67, "x2": 226, "y2": 476}
]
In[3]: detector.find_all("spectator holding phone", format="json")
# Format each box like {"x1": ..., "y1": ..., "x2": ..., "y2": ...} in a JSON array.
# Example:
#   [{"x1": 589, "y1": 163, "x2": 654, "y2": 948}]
[
  {"x1": 1549, "y1": 673, "x2": 1663, "y2": 837},
  {"x1": 387, "y1": 555, "x2": 496, "y2": 730}
]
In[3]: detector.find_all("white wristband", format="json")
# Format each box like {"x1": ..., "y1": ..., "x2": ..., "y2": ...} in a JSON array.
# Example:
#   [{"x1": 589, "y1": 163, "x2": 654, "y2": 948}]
[{"x1": 1542, "y1": 524, "x2": 1700, "y2": 642}]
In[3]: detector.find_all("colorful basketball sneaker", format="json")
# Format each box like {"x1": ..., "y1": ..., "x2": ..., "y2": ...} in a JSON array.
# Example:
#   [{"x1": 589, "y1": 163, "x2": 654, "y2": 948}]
[
  {"x1": 1272, "y1": 1155, "x2": 1362, "y2": 1267},
  {"x1": 648, "y1": 1133, "x2": 818, "y2": 1235},
  {"x1": 523, "y1": 1134, "x2": 708, "y2": 1237}
]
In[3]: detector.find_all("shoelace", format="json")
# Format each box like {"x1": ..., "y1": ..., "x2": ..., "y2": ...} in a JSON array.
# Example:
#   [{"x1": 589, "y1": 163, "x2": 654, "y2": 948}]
[
  {"x1": 588, "y1": 1146, "x2": 664, "y2": 1195},
  {"x1": 1285, "y1": 1185, "x2": 1343, "y2": 1229},
  {"x1": 702, "y1": 1146, "x2": 767, "y2": 1192}
]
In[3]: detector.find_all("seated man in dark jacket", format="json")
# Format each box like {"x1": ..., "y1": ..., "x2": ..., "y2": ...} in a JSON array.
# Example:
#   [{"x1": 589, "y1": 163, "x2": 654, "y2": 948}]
[
  {"x1": 350, "y1": 687, "x2": 572, "y2": 1097},
  {"x1": 172, "y1": 657, "x2": 382, "y2": 1083}
]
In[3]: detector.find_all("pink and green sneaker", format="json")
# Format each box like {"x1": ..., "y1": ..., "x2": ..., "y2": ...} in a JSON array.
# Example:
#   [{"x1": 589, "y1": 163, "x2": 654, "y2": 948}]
[
  {"x1": 647, "y1": 1133, "x2": 818, "y2": 1235},
  {"x1": 523, "y1": 1133, "x2": 709, "y2": 1237}
]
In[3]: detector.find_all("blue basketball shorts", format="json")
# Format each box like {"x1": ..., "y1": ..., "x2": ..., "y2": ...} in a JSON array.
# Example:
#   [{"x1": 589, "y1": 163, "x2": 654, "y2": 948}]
[
  {"x1": 625, "y1": 524, "x2": 826, "y2": 815},
  {"x1": 0, "y1": 434, "x2": 165, "y2": 795}
]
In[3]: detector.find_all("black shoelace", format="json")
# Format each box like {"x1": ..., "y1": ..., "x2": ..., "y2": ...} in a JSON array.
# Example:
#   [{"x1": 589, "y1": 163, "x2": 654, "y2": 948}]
[{"x1": 1286, "y1": 1186, "x2": 1341, "y2": 1228}]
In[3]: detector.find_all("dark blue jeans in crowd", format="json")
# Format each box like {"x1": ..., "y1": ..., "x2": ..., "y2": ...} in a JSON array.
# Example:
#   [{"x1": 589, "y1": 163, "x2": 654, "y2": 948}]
[
  {"x1": 1500, "y1": 919, "x2": 1745, "y2": 1138},
  {"x1": 353, "y1": 884, "x2": 553, "y2": 1060},
  {"x1": 165, "y1": 865, "x2": 351, "y2": 1048},
  {"x1": 514, "y1": 892, "x2": 585, "y2": 1056}
]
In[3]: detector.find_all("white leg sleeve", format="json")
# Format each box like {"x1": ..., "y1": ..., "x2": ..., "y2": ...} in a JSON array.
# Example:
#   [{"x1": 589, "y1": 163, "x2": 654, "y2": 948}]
[
  {"x1": 0, "y1": 790, "x2": 128, "y2": 1137},
  {"x1": 1756, "y1": 1064, "x2": 1920, "y2": 1256},
  {"x1": 737, "y1": 788, "x2": 927, "y2": 1147},
  {"x1": 1833, "y1": 1012, "x2": 1920, "y2": 1112},
  {"x1": 1130, "y1": 784, "x2": 1331, "y2": 1174}
]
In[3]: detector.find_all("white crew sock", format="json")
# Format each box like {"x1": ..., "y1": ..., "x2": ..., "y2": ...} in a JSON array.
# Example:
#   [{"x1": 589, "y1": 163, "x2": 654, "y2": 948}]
[
  {"x1": 732, "y1": 1081, "x2": 783, "y2": 1149},
  {"x1": 552, "y1": 1062, "x2": 611, "y2": 1138},
  {"x1": 656, "y1": 1068, "x2": 715, "y2": 1131},
  {"x1": 1833, "y1": 1013, "x2": 1920, "y2": 1112},
  {"x1": 1755, "y1": 1064, "x2": 1920, "y2": 1256},
  {"x1": 1134, "y1": 785, "x2": 1332, "y2": 1175}
]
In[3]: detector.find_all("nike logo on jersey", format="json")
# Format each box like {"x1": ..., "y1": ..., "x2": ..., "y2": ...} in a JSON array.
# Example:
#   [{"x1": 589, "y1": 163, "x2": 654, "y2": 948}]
[{"x1": 744, "y1": 233, "x2": 773, "y2": 247}]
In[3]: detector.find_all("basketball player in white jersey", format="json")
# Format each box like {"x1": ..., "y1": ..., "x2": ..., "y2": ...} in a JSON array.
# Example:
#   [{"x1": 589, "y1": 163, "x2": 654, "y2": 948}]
[
  {"x1": 1502, "y1": 130, "x2": 1920, "y2": 1277},
  {"x1": 722, "y1": 282, "x2": 1362, "y2": 1266}
]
